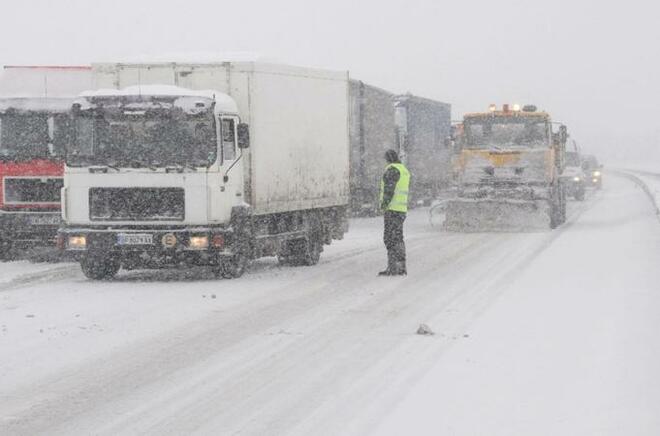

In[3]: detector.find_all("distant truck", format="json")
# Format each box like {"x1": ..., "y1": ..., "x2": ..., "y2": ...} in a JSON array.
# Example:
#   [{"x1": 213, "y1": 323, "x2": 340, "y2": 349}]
[
  {"x1": 0, "y1": 65, "x2": 92, "y2": 260},
  {"x1": 59, "y1": 62, "x2": 350, "y2": 279},
  {"x1": 446, "y1": 104, "x2": 567, "y2": 230},
  {"x1": 581, "y1": 154, "x2": 603, "y2": 189},
  {"x1": 561, "y1": 147, "x2": 586, "y2": 201},
  {"x1": 348, "y1": 81, "x2": 397, "y2": 215},
  {"x1": 394, "y1": 94, "x2": 452, "y2": 206}
]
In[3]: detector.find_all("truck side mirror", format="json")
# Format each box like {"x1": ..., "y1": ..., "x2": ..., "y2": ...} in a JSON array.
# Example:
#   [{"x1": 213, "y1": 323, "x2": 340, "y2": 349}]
[{"x1": 237, "y1": 123, "x2": 250, "y2": 149}]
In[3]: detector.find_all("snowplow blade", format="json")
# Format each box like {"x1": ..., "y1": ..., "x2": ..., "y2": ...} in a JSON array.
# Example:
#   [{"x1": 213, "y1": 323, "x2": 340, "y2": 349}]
[{"x1": 443, "y1": 198, "x2": 550, "y2": 231}]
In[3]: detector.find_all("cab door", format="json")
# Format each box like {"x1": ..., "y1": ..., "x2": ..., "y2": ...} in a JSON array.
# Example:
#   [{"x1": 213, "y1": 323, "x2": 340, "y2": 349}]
[{"x1": 208, "y1": 116, "x2": 243, "y2": 224}]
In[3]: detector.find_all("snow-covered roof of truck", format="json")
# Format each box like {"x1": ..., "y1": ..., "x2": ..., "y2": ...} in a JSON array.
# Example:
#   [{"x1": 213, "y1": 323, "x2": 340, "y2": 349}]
[{"x1": 78, "y1": 85, "x2": 238, "y2": 114}]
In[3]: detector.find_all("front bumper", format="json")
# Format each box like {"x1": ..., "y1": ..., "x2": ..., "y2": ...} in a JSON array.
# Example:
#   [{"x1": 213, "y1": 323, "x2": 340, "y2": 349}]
[
  {"x1": 58, "y1": 226, "x2": 237, "y2": 266},
  {"x1": 0, "y1": 211, "x2": 61, "y2": 244}
]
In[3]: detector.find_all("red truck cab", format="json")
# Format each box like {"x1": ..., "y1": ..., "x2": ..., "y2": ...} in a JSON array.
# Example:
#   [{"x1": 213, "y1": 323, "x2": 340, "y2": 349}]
[{"x1": 0, "y1": 66, "x2": 91, "y2": 260}]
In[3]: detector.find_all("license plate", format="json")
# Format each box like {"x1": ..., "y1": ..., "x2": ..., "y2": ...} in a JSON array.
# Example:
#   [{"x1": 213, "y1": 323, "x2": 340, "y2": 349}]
[
  {"x1": 28, "y1": 215, "x2": 61, "y2": 225},
  {"x1": 117, "y1": 233, "x2": 153, "y2": 245}
]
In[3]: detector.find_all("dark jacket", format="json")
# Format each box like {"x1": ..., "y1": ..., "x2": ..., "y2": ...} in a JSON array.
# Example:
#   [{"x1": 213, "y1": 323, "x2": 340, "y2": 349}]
[{"x1": 381, "y1": 164, "x2": 401, "y2": 210}]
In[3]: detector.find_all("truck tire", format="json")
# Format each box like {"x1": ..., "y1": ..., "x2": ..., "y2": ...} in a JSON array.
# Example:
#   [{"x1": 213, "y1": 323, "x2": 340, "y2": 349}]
[
  {"x1": 575, "y1": 187, "x2": 585, "y2": 201},
  {"x1": 0, "y1": 241, "x2": 16, "y2": 262},
  {"x1": 80, "y1": 254, "x2": 120, "y2": 280},
  {"x1": 217, "y1": 254, "x2": 248, "y2": 279},
  {"x1": 283, "y1": 237, "x2": 322, "y2": 266}
]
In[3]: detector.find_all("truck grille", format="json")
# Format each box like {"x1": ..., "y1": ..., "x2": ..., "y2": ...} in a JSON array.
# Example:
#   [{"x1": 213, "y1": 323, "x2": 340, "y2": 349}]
[
  {"x1": 89, "y1": 188, "x2": 185, "y2": 221},
  {"x1": 3, "y1": 177, "x2": 63, "y2": 204}
]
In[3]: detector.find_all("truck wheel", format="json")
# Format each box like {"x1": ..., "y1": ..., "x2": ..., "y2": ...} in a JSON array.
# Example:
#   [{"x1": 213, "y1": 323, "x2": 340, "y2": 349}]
[
  {"x1": 0, "y1": 241, "x2": 15, "y2": 262},
  {"x1": 293, "y1": 237, "x2": 322, "y2": 266},
  {"x1": 277, "y1": 237, "x2": 322, "y2": 266},
  {"x1": 575, "y1": 188, "x2": 585, "y2": 201},
  {"x1": 218, "y1": 254, "x2": 248, "y2": 279},
  {"x1": 80, "y1": 255, "x2": 120, "y2": 280}
]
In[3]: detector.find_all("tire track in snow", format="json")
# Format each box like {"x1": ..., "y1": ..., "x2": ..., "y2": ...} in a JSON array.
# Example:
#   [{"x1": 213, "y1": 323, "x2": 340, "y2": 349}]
[
  {"x1": 0, "y1": 264, "x2": 80, "y2": 293},
  {"x1": 0, "y1": 200, "x2": 599, "y2": 435},
  {"x1": 0, "y1": 233, "x2": 485, "y2": 435}
]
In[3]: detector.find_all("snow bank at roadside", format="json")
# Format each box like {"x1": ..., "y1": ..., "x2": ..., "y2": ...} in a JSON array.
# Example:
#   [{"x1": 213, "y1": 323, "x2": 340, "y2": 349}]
[{"x1": 614, "y1": 169, "x2": 660, "y2": 218}]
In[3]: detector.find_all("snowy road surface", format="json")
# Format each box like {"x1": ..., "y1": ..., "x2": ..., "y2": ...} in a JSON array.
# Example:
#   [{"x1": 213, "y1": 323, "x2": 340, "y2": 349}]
[{"x1": 1, "y1": 174, "x2": 659, "y2": 435}]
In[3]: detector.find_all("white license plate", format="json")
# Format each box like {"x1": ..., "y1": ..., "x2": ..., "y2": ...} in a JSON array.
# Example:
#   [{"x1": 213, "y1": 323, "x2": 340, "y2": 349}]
[
  {"x1": 117, "y1": 233, "x2": 153, "y2": 245},
  {"x1": 28, "y1": 215, "x2": 61, "y2": 225}
]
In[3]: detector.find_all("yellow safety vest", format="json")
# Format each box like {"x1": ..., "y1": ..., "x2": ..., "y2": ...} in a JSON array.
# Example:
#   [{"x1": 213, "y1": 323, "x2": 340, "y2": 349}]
[{"x1": 380, "y1": 163, "x2": 410, "y2": 213}]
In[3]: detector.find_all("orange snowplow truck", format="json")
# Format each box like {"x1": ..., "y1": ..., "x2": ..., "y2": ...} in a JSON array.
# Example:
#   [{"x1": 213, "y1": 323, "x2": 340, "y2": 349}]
[{"x1": 446, "y1": 104, "x2": 567, "y2": 230}]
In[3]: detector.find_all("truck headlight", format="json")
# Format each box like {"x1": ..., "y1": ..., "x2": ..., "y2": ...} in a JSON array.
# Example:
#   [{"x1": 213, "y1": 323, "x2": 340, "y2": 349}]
[
  {"x1": 188, "y1": 235, "x2": 209, "y2": 249},
  {"x1": 573, "y1": 176, "x2": 581, "y2": 182},
  {"x1": 68, "y1": 235, "x2": 87, "y2": 249},
  {"x1": 593, "y1": 171, "x2": 601, "y2": 177}
]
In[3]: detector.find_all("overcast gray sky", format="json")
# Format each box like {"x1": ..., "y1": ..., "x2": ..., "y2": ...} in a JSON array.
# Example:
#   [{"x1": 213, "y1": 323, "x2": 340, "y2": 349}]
[{"x1": 2, "y1": 0, "x2": 658, "y2": 163}]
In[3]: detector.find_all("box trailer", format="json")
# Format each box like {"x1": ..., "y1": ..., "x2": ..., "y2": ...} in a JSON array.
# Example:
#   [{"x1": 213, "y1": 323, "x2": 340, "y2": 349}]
[
  {"x1": 0, "y1": 65, "x2": 92, "y2": 260},
  {"x1": 59, "y1": 62, "x2": 350, "y2": 279},
  {"x1": 348, "y1": 80, "x2": 398, "y2": 215},
  {"x1": 394, "y1": 94, "x2": 451, "y2": 205}
]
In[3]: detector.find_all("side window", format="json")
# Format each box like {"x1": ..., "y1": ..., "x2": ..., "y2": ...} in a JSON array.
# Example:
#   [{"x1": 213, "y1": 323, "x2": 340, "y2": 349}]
[
  {"x1": 51, "y1": 115, "x2": 72, "y2": 157},
  {"x1": 221, "y1": 118, "x2": 236, "y2": 161},
  {"x1": 73, "y1": 117, "x2": 95, "y2": 157}
]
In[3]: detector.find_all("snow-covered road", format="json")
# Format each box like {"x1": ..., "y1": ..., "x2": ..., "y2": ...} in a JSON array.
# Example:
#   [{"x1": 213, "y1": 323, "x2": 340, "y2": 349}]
[{"x1": 1, "y1": 173, "x2": 658, "y2": 435}]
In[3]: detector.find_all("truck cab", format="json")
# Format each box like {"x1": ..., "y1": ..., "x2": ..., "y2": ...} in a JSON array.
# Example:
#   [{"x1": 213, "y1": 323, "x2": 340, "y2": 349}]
[
  {"x1": 0, "y1": 100, "x2": 72, "y2": 258},
  {"x1": 561, "y1": 150, "x2": 587, "y2": 200},
  {"x1": 581, "y1": 154, "x2": 603, "y2": 189},
  {"x1": 446, "y1": 104, "x2": 567, "y2": 229},
  {"x1": 60, "y1": 86, "x2": 251, "y2": 278},
  {"x1": 0, "y1": 65, "x2": 92, "y2": 260}
]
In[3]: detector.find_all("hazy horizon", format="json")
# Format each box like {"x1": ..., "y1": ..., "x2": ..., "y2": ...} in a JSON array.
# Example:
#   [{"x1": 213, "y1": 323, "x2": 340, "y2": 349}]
[{"x1": 2, "y1": 0, "x2": 658, "y2": 164}]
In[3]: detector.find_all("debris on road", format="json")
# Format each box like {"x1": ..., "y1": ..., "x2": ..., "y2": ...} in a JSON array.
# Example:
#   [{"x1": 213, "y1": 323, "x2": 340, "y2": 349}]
[{"x1": 416, "y1": 323, "x2": 435, "y2": 336}]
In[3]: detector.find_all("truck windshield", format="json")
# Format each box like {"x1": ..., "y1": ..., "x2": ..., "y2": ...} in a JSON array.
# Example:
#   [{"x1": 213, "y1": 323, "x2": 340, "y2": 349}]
[
  {"x1": 464, "y1": 117, "x2": 549, "y2": 149},
  {"x1": 67, "y1": 110, "x2": 217, "y2": 168},
  {"x1": 0, "y1": 113, "x2": 50, "y2": 160}
]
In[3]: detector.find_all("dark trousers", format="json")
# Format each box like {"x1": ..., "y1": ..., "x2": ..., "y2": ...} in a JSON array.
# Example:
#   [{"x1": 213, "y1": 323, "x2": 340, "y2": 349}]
[{"x1": 383, "y1": 210, "x2": 406, "y2": 272}]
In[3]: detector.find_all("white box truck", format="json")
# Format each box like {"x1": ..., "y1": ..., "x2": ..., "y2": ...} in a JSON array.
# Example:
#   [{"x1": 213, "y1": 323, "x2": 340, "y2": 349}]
[{"x1": 59, "y1": 62, "x2": 350, "y2": 279}]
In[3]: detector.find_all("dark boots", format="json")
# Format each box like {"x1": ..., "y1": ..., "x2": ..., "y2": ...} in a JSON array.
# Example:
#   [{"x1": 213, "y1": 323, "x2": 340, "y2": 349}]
[{"x1": 378, "y1": 246, "x2": 406, "y2": 276}]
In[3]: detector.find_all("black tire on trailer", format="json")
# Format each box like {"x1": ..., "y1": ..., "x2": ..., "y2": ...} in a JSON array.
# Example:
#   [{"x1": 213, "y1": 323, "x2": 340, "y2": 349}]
[
  {"x1": 80, "y1": 254, "x2": 120, "y2": 280},
  {"x1": 218, "y1": 253, "x2": 249, "y2": 279},
  {"x1": 0, "y1": 240, "x2": 16, "y2": 262},
  {"x1": 278, "y1": 235, "x2": 323, "y2": 266},
  {"x1": 295, "y1": 236, "x2": 323, "y2": 266}
]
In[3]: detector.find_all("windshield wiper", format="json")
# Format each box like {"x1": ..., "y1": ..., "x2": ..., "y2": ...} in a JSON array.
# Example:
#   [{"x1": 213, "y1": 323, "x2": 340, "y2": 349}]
[
  {"x1": 115, "y1": 159, "x2": 158, "y2": 171},
  {"x1": 89, "y1": 164, "x2": 120, "y2": 173}
]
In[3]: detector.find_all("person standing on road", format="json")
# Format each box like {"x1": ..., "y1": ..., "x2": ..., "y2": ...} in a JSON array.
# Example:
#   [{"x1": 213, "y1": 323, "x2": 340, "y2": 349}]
[{"x1": 379, "y1": 149, "x2": 410, "y2": 276}]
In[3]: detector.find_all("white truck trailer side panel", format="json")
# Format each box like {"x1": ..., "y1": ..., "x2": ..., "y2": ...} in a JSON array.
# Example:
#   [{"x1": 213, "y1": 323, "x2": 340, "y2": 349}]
[
  {"x1": 0, "y1": 66, "x2": 93, "y2": 98},
  {"x1": 91, "y1": 62, "x2": 350, "y2": 216}
]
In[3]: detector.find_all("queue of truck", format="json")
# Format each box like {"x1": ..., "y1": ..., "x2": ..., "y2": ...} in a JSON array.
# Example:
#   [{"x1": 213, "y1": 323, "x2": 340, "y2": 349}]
[{"x1": 0, "y1": 61, "x2": 602, "y2": 278}]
